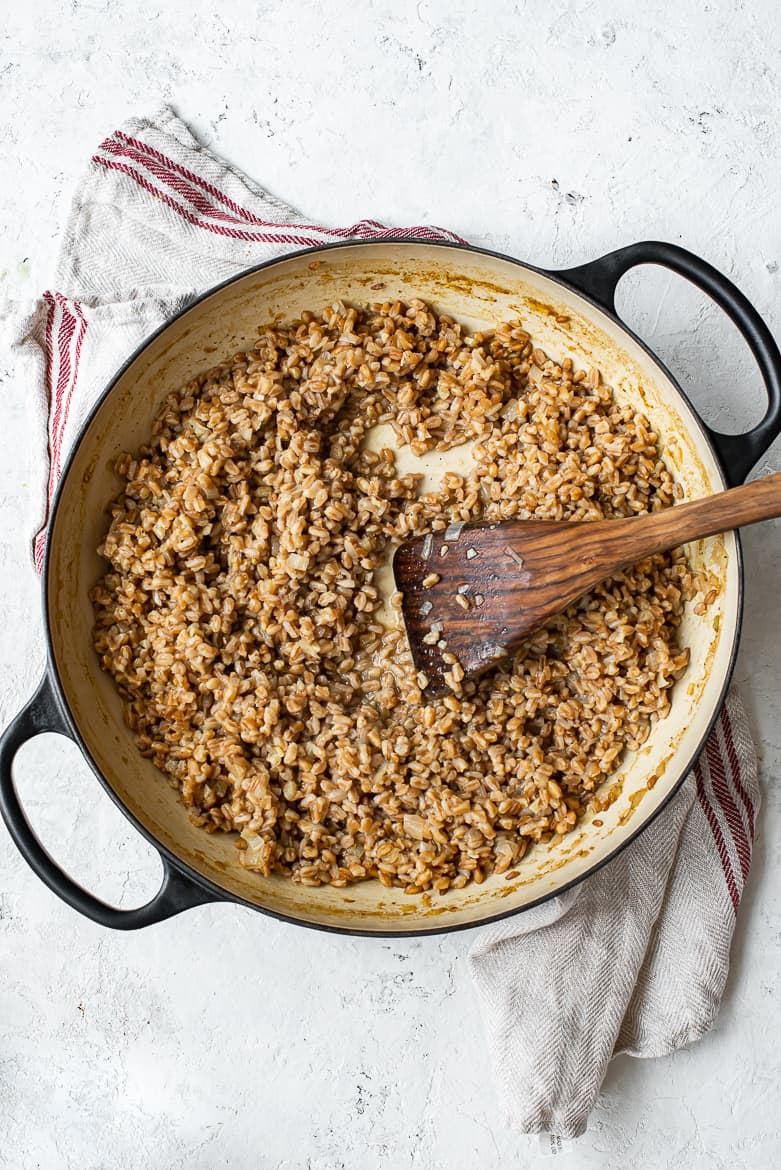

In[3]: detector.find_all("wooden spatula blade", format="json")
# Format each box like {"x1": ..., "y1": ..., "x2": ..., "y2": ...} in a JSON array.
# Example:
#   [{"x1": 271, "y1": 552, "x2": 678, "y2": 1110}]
[{"x1": 393, "y1": 519, "x2": 602, "y2": 696}]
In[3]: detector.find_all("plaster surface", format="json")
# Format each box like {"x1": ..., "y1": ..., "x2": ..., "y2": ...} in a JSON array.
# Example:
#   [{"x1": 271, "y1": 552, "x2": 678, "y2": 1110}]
[{"x1": 1, "y1": 2, "x2": 780, "y2": 1167}]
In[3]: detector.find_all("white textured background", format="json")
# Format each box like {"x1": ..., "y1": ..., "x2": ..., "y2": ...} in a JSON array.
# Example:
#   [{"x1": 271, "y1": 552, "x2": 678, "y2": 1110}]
[{"x1": 2, "y1": 2, "x2": 781, "y2": 1167}]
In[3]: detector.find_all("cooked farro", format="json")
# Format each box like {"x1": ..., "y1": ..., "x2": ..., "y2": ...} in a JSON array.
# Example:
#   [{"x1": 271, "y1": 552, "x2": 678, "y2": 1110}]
[{"x1": 91, "y1": 298, "x2": 708, "y2": 894}]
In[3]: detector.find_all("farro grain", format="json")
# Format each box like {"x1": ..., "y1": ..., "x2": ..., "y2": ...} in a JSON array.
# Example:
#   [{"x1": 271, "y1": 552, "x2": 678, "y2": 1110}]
[{"x1": 92, "y1": 297, "x2": 707, "y2": 893}]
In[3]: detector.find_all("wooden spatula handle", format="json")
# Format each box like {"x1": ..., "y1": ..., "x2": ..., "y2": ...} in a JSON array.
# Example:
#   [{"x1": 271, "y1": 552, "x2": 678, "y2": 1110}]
[{"x1": 579, "y1": 469, "x2": 781, "y2": 577}]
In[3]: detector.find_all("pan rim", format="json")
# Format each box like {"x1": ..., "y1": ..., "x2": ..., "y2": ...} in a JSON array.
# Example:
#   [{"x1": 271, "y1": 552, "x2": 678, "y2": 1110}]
[{"x1": 40, "y1": 237, "x2": 744, "y2": 936}]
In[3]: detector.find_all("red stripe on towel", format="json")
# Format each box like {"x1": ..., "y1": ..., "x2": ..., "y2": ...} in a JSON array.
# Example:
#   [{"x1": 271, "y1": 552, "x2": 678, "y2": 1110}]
[
  {"x1": 705, "y1": 729, "x2": 751, "y2": 883},
  {"x1": 722, "y1": 705, "x2": 756, "y2": 842},
  {"x1": 34, "y1": 294, "x2": 88, "y2": 569},
  {"x1": 695, "y1": 758, "x2": 740, "y2": 913}
]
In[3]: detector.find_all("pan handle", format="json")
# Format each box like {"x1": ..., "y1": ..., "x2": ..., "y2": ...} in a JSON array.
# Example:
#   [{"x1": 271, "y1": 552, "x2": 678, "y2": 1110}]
[
  {"x1": 555, "y1": 241, "x2": 781, "y2": 485},
  {"x1": 0, "y1": 673, "x2": 224, "y2": 930}
]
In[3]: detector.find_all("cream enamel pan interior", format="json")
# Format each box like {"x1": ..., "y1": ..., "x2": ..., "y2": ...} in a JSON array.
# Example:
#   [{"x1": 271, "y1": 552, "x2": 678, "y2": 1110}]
[{"x1": 41, "y1": 242, "x2": 744, "y2": 931}]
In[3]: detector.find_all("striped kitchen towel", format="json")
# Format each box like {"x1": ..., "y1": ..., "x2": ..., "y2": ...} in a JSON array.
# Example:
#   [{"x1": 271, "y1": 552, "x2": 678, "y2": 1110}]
[
  {"x1": 9, "y1": 107, "x2": 759, "y2": 1142},
  {"x1": 469, "y1": 690, "x2": 758, "y2": 1140}
]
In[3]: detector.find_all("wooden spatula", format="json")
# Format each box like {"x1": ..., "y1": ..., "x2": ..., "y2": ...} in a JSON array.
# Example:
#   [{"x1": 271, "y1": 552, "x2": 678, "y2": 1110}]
[{"x1": 393, "y1": 470, "x2": 781, "y2": 696}]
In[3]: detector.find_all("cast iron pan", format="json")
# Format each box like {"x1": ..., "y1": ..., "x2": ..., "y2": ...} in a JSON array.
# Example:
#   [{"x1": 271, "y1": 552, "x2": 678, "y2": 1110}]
[{"x1": 2, "y1": 241, "x2": 780, "y2": 930}]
